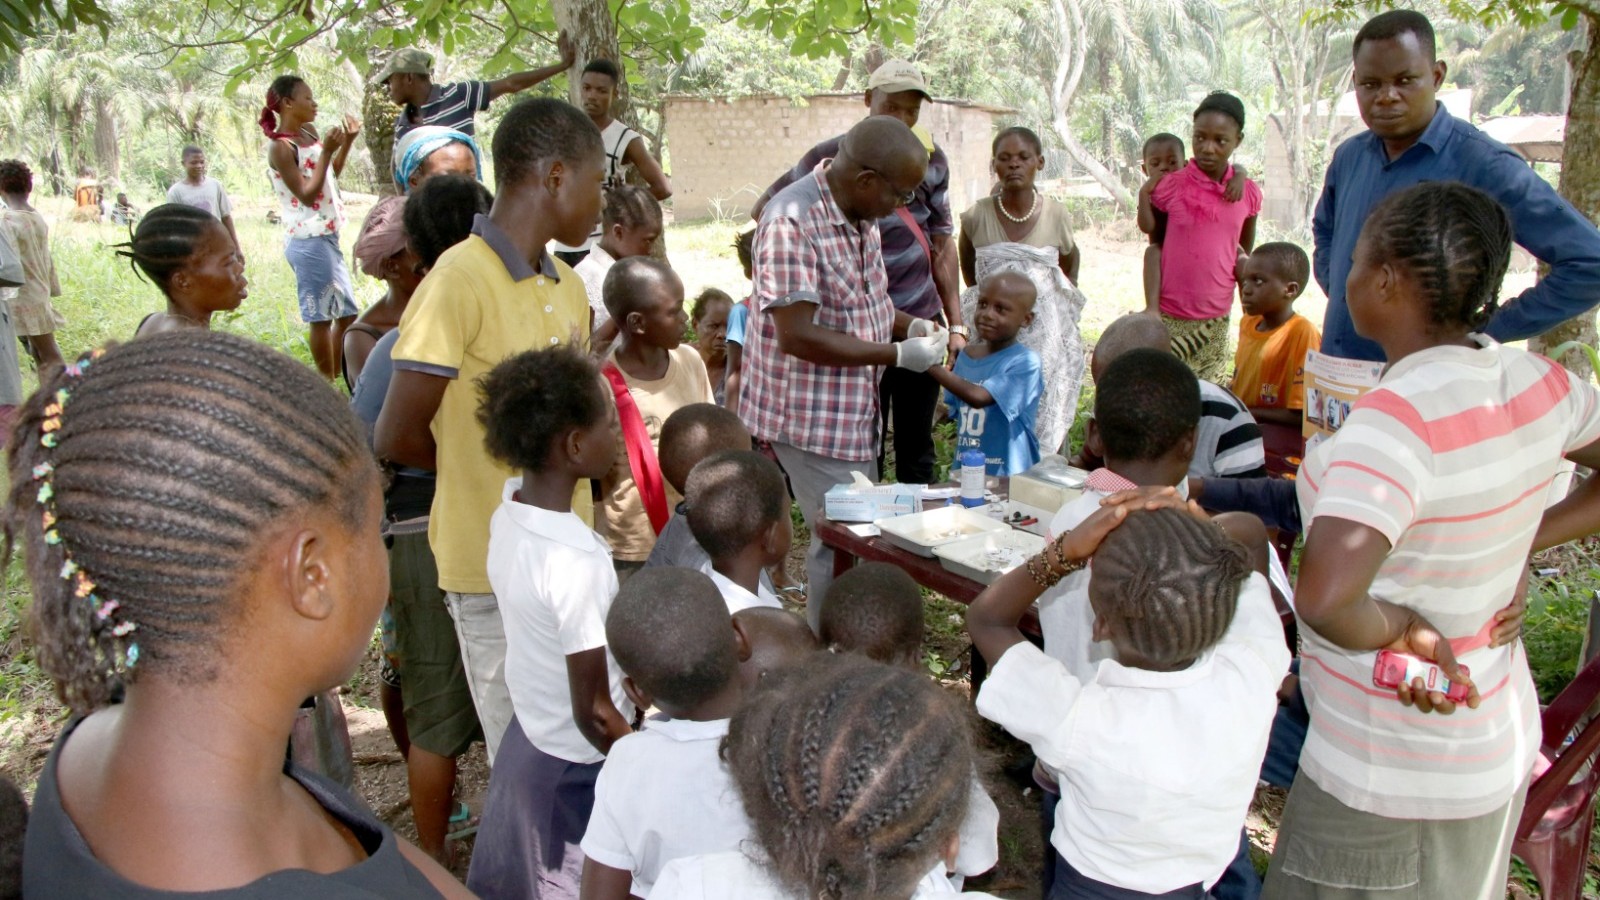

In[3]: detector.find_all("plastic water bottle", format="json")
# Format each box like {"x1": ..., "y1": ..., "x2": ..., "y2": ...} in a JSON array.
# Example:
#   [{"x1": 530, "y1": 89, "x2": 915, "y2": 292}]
[{"x1": 958, "y1": 436, "x2": 987, "y2": 508}]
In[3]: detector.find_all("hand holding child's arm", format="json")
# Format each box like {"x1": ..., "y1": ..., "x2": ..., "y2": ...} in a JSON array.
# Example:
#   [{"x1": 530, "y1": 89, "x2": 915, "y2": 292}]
[
  {"x1": 1136, "y1": 174, "x2": 1163, "y2": 236},
  {"x1": 1224, "y1": 165, "x2": 1248, "y2": 203},
  {"x1": 1490, "y1": 574, "x2": 1529, "y2": 648}
]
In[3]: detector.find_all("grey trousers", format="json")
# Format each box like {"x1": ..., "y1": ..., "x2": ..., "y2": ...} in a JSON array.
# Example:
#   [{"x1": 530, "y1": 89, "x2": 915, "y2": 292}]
[
  {"x1": 1262, "y1": 771, "x2": 1526, "y2": 900},
  {"x1": 770, "y1": 441, "x2": 876, "y2": 632}
]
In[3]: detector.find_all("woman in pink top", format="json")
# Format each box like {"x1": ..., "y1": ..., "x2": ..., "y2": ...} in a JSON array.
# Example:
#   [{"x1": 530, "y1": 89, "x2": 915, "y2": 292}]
[{"x1": 1138, "y1": 92, "x2": 1261, "y2": 385}]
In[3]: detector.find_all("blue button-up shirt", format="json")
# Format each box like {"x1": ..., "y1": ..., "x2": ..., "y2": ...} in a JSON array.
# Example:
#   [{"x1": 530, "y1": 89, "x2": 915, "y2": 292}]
[{"x1": 1314, "y1": 105, "x2": 1600, "y2": 361}]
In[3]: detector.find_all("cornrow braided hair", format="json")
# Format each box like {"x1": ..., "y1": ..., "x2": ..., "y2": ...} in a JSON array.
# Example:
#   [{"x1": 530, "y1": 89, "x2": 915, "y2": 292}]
[
  {"x1": 112, "y1": 203, "x2": 218, "y2": 293},
  {"x1": 1089, "y1": 508, "x2": 1251, "y2": 669},
  {"x1": 724, "y1": 653, "x2": 974, "y2": 900},
  {"x1": 4, "y1": 331, "x2": 375, "y2": 714},
  {"x1": 601, "y1": 182, "x2": 662, "y2": 231},
  {"x1": 1360, "y1": 182, "x2": 1512, "y2": 332}
]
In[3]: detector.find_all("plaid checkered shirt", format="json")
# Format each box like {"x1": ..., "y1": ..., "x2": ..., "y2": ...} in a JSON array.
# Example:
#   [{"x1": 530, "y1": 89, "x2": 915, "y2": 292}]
[{"x1": 738, "y1": 162, "x2": 895, "y2": 462}]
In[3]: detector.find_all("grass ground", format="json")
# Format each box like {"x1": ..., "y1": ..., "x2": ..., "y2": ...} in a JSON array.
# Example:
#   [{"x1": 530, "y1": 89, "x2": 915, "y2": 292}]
[{"x1": 0, "y1": 194, "x2": 1585, "y2": 898}]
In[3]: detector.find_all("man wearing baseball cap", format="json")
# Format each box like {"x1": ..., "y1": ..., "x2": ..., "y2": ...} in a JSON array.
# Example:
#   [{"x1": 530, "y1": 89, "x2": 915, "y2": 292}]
[
  {"x1": 750, "y1": 59, "x2": 964, "y2": 489},
  {"x1": 376, "y1": 32, "x2": 576, "y2": 139}
]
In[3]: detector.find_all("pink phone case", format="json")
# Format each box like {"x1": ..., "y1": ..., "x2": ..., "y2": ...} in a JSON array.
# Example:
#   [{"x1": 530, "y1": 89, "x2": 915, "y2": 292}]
[{"x1": 1373, "y1": 650, "x2": 1471, "y2": 703}]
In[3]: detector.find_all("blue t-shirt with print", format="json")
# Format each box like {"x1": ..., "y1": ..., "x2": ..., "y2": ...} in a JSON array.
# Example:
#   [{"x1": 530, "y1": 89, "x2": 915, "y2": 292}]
[{"x1": 945, "y1": 342, "x2": 1044, "y2": 476}]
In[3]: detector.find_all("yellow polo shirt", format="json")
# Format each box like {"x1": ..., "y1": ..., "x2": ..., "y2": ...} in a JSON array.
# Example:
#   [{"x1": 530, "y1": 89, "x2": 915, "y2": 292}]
[{"x1": 392, "y1": 217, "x2": 592, "y2": 594}]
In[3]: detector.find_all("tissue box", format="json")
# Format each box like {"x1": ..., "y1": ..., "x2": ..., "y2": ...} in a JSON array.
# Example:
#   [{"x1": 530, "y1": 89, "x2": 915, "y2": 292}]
[{"x1": 824, "y1": 482, "x2": 922, "y2": 522}]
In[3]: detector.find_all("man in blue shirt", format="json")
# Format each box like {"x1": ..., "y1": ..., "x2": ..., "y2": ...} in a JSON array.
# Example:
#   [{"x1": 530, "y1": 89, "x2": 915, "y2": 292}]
[
  {"x1": 1314, "y1": 9, "x2": 1600, "y2": 361},
  {"x1": 750, "y1": 60, "x2": 964, "y2": 485}
]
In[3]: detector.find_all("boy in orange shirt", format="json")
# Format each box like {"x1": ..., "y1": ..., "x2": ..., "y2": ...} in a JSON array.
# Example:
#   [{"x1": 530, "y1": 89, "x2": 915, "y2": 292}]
[{"x1": 1232, "y1": 241, "x2": 1320, "y2": 429}]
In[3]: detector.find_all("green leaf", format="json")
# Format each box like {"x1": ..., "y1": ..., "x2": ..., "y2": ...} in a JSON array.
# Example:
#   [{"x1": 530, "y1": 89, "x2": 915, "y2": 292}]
[{"x1": 1561, "y1": 3, "x2": 1581, "y2": 30}]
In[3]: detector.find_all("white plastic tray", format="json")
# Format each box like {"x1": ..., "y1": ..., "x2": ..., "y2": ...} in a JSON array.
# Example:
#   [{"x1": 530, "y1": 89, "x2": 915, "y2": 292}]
[
  {"x1": 933, "y1": 529, "x2": 1048, "y2": 584},
  {"x1": 874, "y1": 506, "x2": 1010, "y2": 558}
]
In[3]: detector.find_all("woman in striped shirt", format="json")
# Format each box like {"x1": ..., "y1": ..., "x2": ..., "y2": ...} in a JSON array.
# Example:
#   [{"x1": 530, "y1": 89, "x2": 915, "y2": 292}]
[{"x1": 1263, "y1": 182, "x2": 1600, "y2": 899}]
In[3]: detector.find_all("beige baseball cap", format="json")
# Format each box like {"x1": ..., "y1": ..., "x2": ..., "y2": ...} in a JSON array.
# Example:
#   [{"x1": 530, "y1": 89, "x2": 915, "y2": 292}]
[
  {"x1": 373, "y1": 48, "x2": 434, "y2": 85},
  {"x1": 867, "y1": 59, "x2": 930, "y2": 98}
]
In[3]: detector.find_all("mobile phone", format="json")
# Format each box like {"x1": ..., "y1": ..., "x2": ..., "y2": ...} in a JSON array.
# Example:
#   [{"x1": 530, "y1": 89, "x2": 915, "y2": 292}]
[{"x1": 1373, "y1": 650, "x2": 1471, "y2": 703}]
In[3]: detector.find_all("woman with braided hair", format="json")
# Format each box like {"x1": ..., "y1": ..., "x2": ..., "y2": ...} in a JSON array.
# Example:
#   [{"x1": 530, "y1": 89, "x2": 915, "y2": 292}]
[
  {"x1": 12, "y1": 331, "x2": 469, "y2": 898},
  {"x1": 121, "y1": 203, "x2": 249, "y2": 338},
  {"x1": 651, "y1": 652, "x2": 995, "y2": 899},
  {"x1": 1262, "y1": 183, "x2": 1600, "y2": 899},
  {"x1": 968, "y1": 493, "x2": 1290, "y2": 899}
]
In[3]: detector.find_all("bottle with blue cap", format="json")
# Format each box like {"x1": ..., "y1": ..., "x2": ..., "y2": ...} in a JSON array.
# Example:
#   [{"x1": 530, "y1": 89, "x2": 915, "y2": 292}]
[{"x1": 958, "y1": 434, "x2": 986, "y2": 508}]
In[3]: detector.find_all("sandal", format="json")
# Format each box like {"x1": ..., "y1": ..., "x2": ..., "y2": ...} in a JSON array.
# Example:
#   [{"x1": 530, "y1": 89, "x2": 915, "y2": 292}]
[
  {"x1": 446, "y1": 801, "x2": 478, "y2": 841},
  {"x1": 777, "y1": 584, "x2": 807, "y2": 605}
]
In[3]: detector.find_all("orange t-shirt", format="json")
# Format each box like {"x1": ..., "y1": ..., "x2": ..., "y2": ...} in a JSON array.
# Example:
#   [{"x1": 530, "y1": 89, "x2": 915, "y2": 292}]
[{"x1": 1232, "y1": 313, "x2": 1320, "y2": 410}]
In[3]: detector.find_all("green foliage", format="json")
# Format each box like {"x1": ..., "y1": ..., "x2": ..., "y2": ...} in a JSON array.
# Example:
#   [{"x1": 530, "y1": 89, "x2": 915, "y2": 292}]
[
  {"x1": 0, "y1": 0, "x2": 109, "y2": 54},
  {"x1": 1523, "y1": 567, "x2": 1600, "y2": 703}
]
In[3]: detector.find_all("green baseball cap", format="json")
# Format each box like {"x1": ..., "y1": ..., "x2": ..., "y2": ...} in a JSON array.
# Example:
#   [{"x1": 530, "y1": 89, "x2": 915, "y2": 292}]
[{"x1": 373, "y1": 48, "x2": 434, "y2": 85}]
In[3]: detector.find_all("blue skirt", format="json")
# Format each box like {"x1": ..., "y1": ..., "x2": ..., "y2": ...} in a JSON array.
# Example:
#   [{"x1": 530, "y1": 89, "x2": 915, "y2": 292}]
[{"x1": 466, "y1": 716, "x2": 600, "y2": 900}]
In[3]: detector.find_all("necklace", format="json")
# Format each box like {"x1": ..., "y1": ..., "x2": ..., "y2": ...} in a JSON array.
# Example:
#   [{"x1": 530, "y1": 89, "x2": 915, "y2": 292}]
[{"x1": 998, "y1": 189, "x2": 1039, "y2": 224}]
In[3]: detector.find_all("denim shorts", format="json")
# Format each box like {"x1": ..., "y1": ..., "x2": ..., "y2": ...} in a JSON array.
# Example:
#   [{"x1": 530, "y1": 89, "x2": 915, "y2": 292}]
[{"x1": 284, "y1": 233, "x2": 358, "y2": 324}]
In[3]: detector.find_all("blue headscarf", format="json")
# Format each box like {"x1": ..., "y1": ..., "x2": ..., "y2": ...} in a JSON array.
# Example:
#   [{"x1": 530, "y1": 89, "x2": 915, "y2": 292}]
[{"x1": 392, "y1": 126, "x2": 482, "y2": 194}]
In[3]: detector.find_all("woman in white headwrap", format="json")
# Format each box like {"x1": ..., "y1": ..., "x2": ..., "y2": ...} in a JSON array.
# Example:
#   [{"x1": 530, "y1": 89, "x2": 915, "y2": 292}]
[
  {"x1": 392, "y1": 126, "x2": 481, "y2": 195},
  {"x1": 958, "y1": 126, "x2": 1089, "y2": 454}
]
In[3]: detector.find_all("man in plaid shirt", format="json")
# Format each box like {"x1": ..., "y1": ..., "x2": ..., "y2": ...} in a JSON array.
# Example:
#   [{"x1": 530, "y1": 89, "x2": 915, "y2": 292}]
[{"x1": 738, "y1": 116, "x2": 949, "y2": 627}]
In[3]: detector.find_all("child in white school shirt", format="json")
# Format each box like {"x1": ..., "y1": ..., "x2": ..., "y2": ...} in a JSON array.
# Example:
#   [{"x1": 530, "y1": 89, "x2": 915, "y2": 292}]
[
  {"x1": 467, "y1": 347, "x2": 635, "y2": 900},
  {"x1": 685, "y1": 450, "x2": 789, "y2": 613},
  {"x1": 651, "y1": 653, "x2": 997, "y2": 900},
  {"x1": 967, "y1": 487, "x2": 1290, "y2": 898},
  {"x1": 580, "y1": 568, "x2": 755, "y2": 898}
]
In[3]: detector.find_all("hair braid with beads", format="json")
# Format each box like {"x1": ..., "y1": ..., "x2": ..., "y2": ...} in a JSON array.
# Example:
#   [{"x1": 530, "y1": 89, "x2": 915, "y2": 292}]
[
  {"x1": 4, "y1": 331, "x2": 376, "y2": 713},
  {"x1": 723, "y1": 653, "x2": 974, "y2": 900},
  {"x1": 1360, "y1": 182, "x2": 1512, "y2": 332},
  {"x1": 1088, "y1": 507, "x2": 1252, "y2": 669}
]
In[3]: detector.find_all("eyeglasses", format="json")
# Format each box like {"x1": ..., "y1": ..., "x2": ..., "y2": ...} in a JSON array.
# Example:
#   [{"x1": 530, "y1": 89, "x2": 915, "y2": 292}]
[{"x1": 861, "y1": 166, "x2": 916, "y2": 208}]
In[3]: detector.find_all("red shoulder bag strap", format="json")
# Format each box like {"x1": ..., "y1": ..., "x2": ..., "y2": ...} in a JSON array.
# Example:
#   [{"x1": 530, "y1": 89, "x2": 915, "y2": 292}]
[
  {"x1": 895, "y1": 206, "x2": 932, "y2": 263},
  {"x1": 601, "y1": 362, "x2": 670, "y2": 535}
]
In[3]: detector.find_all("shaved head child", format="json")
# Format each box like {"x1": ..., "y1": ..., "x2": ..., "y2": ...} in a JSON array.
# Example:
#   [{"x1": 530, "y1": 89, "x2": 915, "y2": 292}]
[
  {"x1": 597, "y1": 257, "x2": 715, "y2": 581},
  {"x1": 929, "y1": 272, "x2": 1045, "y2": 475},
  {"x1": 819, "y1": 561, "x2": 1002, "y2": 884},
  {"x1": 580, "y1": 568, "x2": 752, "y2": 899},
  {"x1": 1233, "y1": 241, "x2": 1321, "y2": 429},
  {"x1": 645, "y1": 403, "x2": 753, "y2": 573},
  {"x1": 686, "y1": 450, "x2": 792, "y2": 612},
  {"x1": 731, "y1": 607, "x2": 819, "y2": 689}
]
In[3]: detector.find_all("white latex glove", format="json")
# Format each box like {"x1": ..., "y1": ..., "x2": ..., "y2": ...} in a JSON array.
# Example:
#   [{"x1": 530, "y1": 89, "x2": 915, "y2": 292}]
[
  {"x1": 907, "y1": 318, "x2": 939, "y2": 339},
  {"x1": 895, "y1": 331, "x2": 948, "y2": 372}
]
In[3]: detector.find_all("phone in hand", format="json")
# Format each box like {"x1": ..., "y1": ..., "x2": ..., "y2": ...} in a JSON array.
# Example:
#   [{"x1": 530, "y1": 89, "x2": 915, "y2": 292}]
[{"x1": 1373, "y1": 650, "x2": 1471, "y2": 703}]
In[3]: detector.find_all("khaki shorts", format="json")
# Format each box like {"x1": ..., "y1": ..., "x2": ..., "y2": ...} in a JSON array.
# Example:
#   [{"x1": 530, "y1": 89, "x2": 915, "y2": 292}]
[{"x1": 1263, "y1": 773, "x2": 1526, "y2": 900}]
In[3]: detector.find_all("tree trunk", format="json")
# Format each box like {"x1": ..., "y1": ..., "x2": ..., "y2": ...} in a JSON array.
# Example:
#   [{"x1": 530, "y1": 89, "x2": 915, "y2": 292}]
[
  {"x1": 1531, "y1": 17, "x2": 1600, "y2": 382},
  {"x1": 92, "y1": 93, "x2": 119, "y2": 182},
  {"x1": 363, "y1": 68, "x2": 396, "y2": 196},
  {"x1": 1045, "y1": 0, "x2": 1134, "y2": 209},
  {"x1": 551, "y1": 0, "x2": 622, "y2": 113}
]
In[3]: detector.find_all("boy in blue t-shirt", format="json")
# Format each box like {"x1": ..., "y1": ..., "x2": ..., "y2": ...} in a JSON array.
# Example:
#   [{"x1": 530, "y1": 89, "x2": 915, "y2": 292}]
[{"x1": 929, "y1": 272, "x2": 1044, "y2": 475}]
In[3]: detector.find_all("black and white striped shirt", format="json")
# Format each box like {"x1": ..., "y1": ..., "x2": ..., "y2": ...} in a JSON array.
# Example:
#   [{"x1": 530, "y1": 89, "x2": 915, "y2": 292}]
[{"x1": 394, "y1": 81, "x2": 491, "y2": 138}]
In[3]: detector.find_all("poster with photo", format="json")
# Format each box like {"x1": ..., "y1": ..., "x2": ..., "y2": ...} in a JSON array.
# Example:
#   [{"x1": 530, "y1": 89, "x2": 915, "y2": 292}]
[{"x1": 1302, "y1": 351, "x2": 1386, "y2": 452}]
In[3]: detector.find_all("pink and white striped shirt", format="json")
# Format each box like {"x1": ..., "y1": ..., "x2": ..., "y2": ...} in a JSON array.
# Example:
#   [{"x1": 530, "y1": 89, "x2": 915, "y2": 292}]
[{"x1": 1296, "y1": 336, "x2": 1600, "y2": 819}]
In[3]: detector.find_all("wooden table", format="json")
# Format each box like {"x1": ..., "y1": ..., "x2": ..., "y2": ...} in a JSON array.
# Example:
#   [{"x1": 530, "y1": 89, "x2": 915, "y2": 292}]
[{"x1": 814, "y1": 510, "x2": 1043, "y2": 690}]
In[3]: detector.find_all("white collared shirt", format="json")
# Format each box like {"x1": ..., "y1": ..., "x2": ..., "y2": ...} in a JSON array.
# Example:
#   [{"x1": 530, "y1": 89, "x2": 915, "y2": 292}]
[
  {"x1": 580, "y1": 717, "x2": 750, "y2": 896},
  {"x1": 486, "y1": 478, "x2": 632, "y2": 764},
  {"x1": 650, "y1": 850, "x2": 998, "y2": 899},
  {"x1": 708, "y1": 569, "x2": 783, "y2": 614},
  {"x1": 977, "y1": 567, "x2": 1289, "y2": 894}
]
